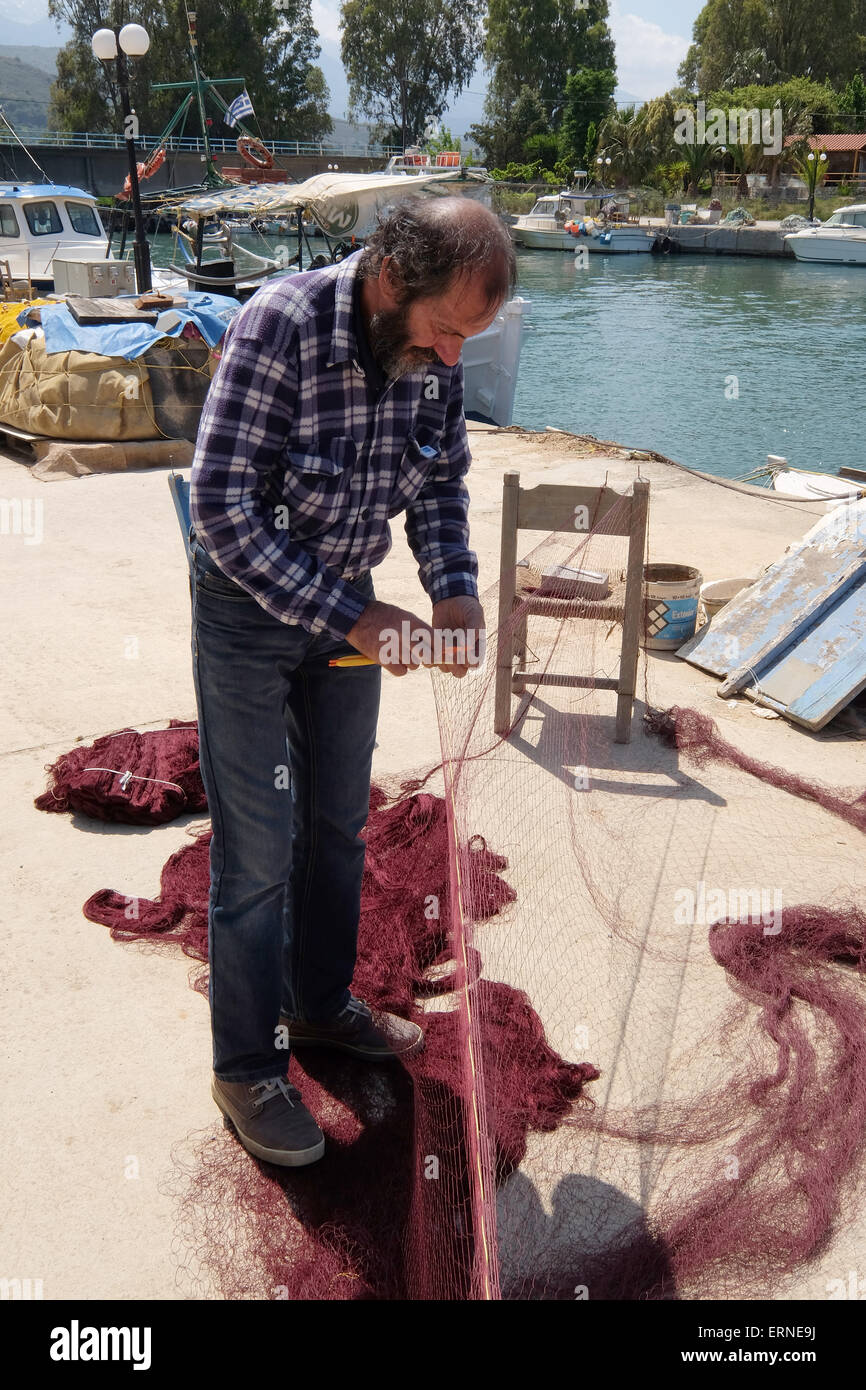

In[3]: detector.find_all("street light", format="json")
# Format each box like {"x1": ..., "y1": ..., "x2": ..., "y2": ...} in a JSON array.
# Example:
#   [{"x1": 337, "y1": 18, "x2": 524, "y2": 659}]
[
  {"x1": 92, "y1": 22, "x2": 153, "y2": 292},
  {"x1": 804, "y1": 149, "x2": 828, "y2": 221}
]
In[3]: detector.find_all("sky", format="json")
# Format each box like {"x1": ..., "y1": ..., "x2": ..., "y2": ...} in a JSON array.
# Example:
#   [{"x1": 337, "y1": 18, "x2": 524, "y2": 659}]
[{"x1": 0, "y1": 0, "x2": 705, "y2": 132}]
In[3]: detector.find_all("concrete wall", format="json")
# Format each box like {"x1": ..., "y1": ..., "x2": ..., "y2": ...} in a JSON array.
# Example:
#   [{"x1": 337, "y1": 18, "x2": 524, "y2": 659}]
[
  {"x1": 0, "y1": 143, "x2": 383, "y2": 198},
  {"x1": 663, "y1": 223, "x2": 793, "y2": 257}
]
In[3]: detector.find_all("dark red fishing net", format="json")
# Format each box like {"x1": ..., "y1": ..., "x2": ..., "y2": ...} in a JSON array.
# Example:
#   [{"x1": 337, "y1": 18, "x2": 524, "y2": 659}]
[
  {"x1": 84, "y1": 778, "x2": 596, "y2": 1298},
  {"x1": 35, "y1": 719, "x2": 205, "y2": 824},
  {"x1": 76, "y1": 497, "x2": 866, "y2": 1299}
]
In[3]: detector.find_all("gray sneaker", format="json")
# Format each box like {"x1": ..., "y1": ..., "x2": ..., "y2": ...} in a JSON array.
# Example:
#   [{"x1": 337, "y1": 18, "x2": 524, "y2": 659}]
[
  {"x1": 280, "y1": 994, "x2": 424, "y2": 1060},
  {"x1": 212, "y1": 1074, "x2": 325, "y2": 1167}
]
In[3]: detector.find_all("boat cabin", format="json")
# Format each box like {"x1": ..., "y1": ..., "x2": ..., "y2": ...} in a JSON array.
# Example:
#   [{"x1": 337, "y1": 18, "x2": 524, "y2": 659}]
[
  {"x1": 821, "y1": 204, "x2": 866, "y2": 228},
  {"x1": 0, "y1": 183, "x2": 109, "y2": 286}
]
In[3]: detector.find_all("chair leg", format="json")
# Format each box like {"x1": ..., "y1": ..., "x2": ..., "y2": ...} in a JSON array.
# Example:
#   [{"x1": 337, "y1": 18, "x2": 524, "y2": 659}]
[
  {"x1": 494, "y1": 619, "x2": 514, "y2": 736},
  {"x1": 615, "y1": 478, "x2": 649, "y2": 744},
  {"x1": 512, "y1": 607, "x2": 528, "y2": 694},
  {"x1": 614, "y1": 690, "x2": 634, "y2": 743}
]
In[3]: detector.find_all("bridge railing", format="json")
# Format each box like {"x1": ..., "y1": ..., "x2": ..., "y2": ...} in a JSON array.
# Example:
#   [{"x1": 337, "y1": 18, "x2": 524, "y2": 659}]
[{"x1": 3, "y1": 130, "x2": 406, "y2": 158}]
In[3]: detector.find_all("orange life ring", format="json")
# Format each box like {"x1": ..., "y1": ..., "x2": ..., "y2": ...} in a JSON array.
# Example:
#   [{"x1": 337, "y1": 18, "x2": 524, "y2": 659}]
[
  {"x1": 118, "y1": 145, "x2": 166, "y2": 200},
  {"x1": 237, "y1": 135, "x2": 274, "y2": 170}
]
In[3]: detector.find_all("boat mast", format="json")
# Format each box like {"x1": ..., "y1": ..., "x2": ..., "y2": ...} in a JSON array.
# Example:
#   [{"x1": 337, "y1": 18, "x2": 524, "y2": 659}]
[
  {"x1": 151, "y1": 7, "x2": 250, "y2": 189},
  {"x1": 184, "y1": 10, "x2": 217, "y2": 183}
]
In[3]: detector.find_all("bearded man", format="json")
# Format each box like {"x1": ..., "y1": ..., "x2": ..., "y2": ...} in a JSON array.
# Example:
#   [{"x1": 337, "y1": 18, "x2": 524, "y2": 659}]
[{"x1": 187, "y1": 194, "x2": 516, "y2": 1166}]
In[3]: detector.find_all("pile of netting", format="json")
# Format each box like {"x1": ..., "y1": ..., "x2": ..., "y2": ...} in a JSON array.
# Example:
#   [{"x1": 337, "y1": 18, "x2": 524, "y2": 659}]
[
  {"x1": 35, "y1": 719, "x2": 204, "y2": 824},
  {"x1": 76, "y1": 495, "x2": 866, "y2": 1299}
]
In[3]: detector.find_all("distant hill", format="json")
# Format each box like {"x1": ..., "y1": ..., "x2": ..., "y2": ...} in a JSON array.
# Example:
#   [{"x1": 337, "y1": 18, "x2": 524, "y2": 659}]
[
  {"x1": 0, "y1": 53, "x2": 54, "y2": 132},
  {"x1": 0, "y1": 44, "x2": 60, "y2": 75}
]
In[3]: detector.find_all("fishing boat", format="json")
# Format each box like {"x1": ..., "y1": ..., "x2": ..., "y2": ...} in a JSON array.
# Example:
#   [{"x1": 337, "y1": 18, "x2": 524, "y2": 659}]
[
  {"x1": 0, "y1": 182, "x2": 120, "y2": 289},
  {"x1": 784, "y1": 204, "x2": 866, "y2": 264},
  {"x1": 510, "y1": 190, "x2": 654, "y2": 253},
  {"x1": 761, "y1": 455, "x2": 866, "y2": 504},
  {"x1": 510, "y1": 192, "x2": 591, "y2": 249}
]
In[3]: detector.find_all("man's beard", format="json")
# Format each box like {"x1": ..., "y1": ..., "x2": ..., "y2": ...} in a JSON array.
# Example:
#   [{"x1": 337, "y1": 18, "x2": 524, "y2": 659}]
[{"x1": 368, "y1": 307, "x2": 440, "y2": 379}]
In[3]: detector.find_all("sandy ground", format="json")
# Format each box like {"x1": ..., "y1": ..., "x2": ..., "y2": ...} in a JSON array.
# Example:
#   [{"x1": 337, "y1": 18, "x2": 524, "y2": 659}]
[{"x1": 1, "y1": 422, "x2": 862, "y2": 1300}]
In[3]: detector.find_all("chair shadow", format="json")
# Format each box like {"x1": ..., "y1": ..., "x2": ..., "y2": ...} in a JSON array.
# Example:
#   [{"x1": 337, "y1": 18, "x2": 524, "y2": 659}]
[{"x1": 505, "y1": 693, "x2": 725, "y2": 806}]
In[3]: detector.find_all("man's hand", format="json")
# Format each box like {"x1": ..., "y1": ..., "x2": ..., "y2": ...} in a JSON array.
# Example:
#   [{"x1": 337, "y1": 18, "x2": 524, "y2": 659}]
[
  {"x1": 431, "y1": 595, "x2": 486, "y2": 678},
  {"x1": 346, "y1": 600, "x2": 436, "y2": 677}
]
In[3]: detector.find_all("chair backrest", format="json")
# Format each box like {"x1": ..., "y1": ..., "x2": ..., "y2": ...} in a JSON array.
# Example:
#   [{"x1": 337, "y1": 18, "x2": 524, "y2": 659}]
[
  {"x1": 505, "y1": 470, "x2": 638, "y2": 536},
  {"x1": 497, "y1": 469, "x2": 649, "y2": 630}
]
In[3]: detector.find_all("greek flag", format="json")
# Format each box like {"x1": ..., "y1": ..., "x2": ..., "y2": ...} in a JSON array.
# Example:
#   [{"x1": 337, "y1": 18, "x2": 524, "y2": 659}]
[{"x1": 225, "y1": 90, "x2": 254, "y2": 128}]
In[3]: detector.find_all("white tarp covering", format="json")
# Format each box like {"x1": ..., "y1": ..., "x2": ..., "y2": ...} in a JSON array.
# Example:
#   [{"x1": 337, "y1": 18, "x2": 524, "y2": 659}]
[{"x1": 161, "y1": 171, "x2": 459, "y2": 238}]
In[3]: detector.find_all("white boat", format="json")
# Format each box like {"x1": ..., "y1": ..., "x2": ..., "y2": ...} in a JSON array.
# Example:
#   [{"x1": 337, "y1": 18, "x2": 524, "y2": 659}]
[
  {"x1": 461, "y1": 296, "x2": 530, "y2": 426},
  {"x1": 784, "y1": 204, "x2": 866, "y2": 264},
  {"x1": 510, "y1": 190, "x2": 654, "y2": 253},
  {"x1": 768, "y1": 459, "x2": 866, "y2": 503},
  {"x1": 0, "y1": 181, "x2": 117, "y2": 287},
  {"x1": 510, "y1": 192, "x2": 590, "y2": 249}
]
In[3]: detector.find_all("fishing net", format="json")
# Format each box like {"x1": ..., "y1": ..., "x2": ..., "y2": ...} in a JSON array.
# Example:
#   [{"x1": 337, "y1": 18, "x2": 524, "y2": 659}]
[
  {"x1": 35, "y1": 720, "x2": 205, "y2": 824},
  {"x1": 80, "y1": 495, "x2": 866, "y2": 1299}
]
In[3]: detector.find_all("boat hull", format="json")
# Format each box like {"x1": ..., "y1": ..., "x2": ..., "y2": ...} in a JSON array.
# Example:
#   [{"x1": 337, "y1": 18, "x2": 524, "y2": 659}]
[
  {"x1": 584, "y1": 229, "x2": 654, "y2": 254},
  {"x1": 771, "y1": 469, "x2": 865, "y2": 501},
  {"x1": 784, "y1": 230, "x2": 866, "y2": 265},
  {"x1": 510, "y1": 225, "x2": 575, "y2": 250}
]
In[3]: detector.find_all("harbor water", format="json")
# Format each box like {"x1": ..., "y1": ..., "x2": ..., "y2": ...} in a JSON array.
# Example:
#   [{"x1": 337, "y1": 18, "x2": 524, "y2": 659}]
[{"x1": 150, "y1": 233, "x2": 863, "y2": 482}]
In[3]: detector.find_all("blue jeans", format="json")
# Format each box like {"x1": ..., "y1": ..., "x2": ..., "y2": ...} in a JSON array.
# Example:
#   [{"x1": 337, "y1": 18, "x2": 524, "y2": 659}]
[{"x1": 188, "y1": 531, "x2": 382, "y2": 1082}]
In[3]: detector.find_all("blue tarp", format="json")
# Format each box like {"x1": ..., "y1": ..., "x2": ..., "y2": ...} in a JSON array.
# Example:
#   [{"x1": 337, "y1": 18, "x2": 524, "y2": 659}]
[{"x1": 23, "y1": 291, "x2": 242, "y2": 360}]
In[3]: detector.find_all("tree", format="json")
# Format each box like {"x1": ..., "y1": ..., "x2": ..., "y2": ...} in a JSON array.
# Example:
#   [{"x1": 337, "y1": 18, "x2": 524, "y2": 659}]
[
  {"x1": 791, "y1": 145, "x2": 828, "y2": 219},
  {"x1": 583, "y1": 120, "x2": 598, "y2": 170},
  {"x1": 483, "y1": 0, "x2": 615, "y2": 127},
  {"x1": 596, "y1": 105, "x2": 656, "y2": 186},
  {"x1": 840, "y1": 72, "x2": 866, "y2": 122},
  {"x1": 468, "y1": 84, "x2": 550, "y2": 168},
  {"x1": 340, "y1": 0, "x2": 484, "y2": 149},
  {"x1": 705, "y1": 78, "x2": 838, "y2": 184},
  {"x1": 47, "y1": 0, "x2": 331, "y2": 142},
  {"x1": 679, "y1": 0, "x2": 866, "y2": 94},
  {"x1": 558, "y1": 67, "x2": 616, "y2": 169}
]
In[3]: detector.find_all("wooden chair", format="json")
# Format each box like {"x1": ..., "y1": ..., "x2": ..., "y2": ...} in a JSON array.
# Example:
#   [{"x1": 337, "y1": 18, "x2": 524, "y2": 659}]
[{"x1": 494, "y1": 470, "x2": 650, "y2": 743}]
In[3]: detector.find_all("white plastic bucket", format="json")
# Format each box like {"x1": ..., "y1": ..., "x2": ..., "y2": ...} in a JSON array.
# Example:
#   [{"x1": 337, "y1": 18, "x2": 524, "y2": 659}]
[
  {"x1": 643, "y1": 564, "x2": 702, "y2": 649},
  {"x1": 700, "y1": 576, "x2": 752, "y2": 620}
]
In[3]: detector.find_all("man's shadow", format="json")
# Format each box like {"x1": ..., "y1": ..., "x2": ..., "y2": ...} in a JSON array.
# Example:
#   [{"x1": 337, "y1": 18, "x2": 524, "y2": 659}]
[{"x1": 497, "y1": 1169, "x2": 679, "y2": 1300}]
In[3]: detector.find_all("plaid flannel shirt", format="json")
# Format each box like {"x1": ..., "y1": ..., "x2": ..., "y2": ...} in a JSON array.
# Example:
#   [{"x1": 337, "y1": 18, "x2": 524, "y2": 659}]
[{"x1": 189, "y1": 253, "x2": 479, "y2": 640}]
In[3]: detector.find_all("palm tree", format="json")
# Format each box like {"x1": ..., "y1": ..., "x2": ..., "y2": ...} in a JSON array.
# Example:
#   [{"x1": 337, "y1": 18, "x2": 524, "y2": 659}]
[
  {"x1": 726, "y1": 142, "x2": 754, "y2": 199},
  {"x1": 791, "y1": 144, "x2": 829, "y2": 220},
  {"x1": 597, "y1": 106, "x2": 656, "y2": 186},
  {"x1": 677, "y1": 138, "x2": 724, "y2": 195}
]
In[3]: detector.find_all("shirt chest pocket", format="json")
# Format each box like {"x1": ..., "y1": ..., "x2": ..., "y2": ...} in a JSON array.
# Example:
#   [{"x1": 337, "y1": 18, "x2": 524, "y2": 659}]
[
  {"x1": 389, "y1": 427, "x2": 444, "y2": 515},
  {"x1": 279, "y1": 436, "x2": 357, "y2": 536}
]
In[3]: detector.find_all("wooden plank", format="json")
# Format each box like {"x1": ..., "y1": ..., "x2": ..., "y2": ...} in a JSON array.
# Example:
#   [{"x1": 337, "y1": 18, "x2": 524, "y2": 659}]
[
  {"x1": 839, "y1": 466, "x2": 866, "y2": 483},
  {"x1": 517, "y1": 482, "x2": 632, "y2": 536},
  {"x1": 67, "y1": 297, "x2": 160, "y2": 325},
  {"x1": 513, "y1": 673, "x2": 618, "y2": 690},
  {"x1": 744, "y1": 576, "x2": 866, "y2": 729},
  {"x1": 678, "y1": 501, "x2": 866, "y2": 690}
]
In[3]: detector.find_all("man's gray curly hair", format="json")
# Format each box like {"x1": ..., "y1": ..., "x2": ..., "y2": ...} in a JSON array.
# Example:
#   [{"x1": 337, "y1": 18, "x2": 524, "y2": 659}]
[{"x1": 357, "y1": 194, "x2": 517, "y2": 312}]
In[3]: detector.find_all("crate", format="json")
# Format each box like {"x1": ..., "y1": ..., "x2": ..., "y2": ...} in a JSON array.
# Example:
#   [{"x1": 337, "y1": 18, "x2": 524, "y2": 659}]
[{"x1": 52, "y1": 258, "x2": 136, "y2": 297}]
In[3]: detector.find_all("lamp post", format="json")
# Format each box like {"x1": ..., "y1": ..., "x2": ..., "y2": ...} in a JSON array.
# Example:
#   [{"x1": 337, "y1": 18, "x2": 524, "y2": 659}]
[
  {"x1": 92, "y1": 23, "x2": 153, "y2": 293},
  {"x1": 805, "y1": 150, "x2": 828, "y2": 221}
]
